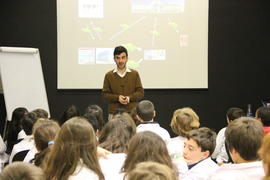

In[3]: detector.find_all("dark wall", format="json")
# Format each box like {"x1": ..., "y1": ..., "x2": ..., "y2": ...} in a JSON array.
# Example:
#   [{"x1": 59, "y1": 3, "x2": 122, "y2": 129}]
[{"x1": 1, "y1": 0, "x2": 270, "y2": 136}]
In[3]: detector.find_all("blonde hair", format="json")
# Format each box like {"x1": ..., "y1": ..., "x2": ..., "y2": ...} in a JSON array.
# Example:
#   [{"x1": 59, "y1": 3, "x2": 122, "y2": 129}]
[
  {"x1": 43, "y1": 117, "x2": 104, "y2": 180},
  {"x1": 126, "y1": 161, "x2": 178, "y2": 180},
  {"x1": 170, "y1": 107, "x2": 200, "y2": 136},
  {"x1": 0, "y1": 162, "x2": 44, "y2": 180},
  {"x1": 259, "y1": 133, "x2": 270, "y2": 180}
]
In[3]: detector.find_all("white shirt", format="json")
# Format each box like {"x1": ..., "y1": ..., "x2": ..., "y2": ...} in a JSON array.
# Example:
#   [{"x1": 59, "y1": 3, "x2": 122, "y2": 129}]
[
  {"x1": 211, "y1": 127, "x2": 228, "y2": 163},
  {"x1": 181, "y1": 157, "x2": 219, "y2": 180},
  {"x1": 23, "y1": 146, "x2": 38, "y2": 163},
  {"x1": 0, "y1": 135, "x2": 8, "y2": 172},
  {"x1": 99, "y1": 153, "x2": 126, "y2": 180},
  {"x1": 208, "y1": 161, "x2": 264, "y2": 180},
  {"x1": 68, "y1": 162, "x2": 99, "y2": 180},
  {"x1": 0, "y1": 135, "x2": 6, "y2": 154},
  {"x1": 9, "y1": 135, "x2": 34, "y2": 164},
  {"x1": 167, "y1": 135, "x2": 186, "y2": 158},
  {"x1": 113, "y1": 67, "x2": 131, "y2": 78},
  {"x1": 136, "y1": 122, "x2": 171, "y2": 143},
  {"x1": 17, "y1": 129, "x2": 27, "y2": 140}
]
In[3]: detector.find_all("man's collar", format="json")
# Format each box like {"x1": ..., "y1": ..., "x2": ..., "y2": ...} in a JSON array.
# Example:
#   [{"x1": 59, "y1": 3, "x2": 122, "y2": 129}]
[{"x1": 113, "y1": 67, "x2": 131, "y2": 73}]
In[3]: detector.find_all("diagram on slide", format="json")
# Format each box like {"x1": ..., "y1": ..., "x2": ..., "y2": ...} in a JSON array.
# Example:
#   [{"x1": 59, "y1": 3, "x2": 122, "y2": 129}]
[{"x1": 77, "y1": 0, "x2": 188, "y2": 68}]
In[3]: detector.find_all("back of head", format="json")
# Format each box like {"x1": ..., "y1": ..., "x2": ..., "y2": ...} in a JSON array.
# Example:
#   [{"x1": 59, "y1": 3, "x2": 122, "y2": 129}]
[
  {"x1": 136, "y1": 100, "x2": 155, "y2": 121},
  {"x1": 84, "y1": 104, "x2": 105, "y2": 129},
  {"x1": 32, "y1": 108, "x2": 49, "y2": 119},
  {"x1": 44, "y1": 117, "x2": 103, "y2": 180},
  {"x1": 11, "y1": 107, "x2": 28, "y2": 123},
  {"x1": 59, "y1": 105, "x2": 80, "y2": 125},
  {"x1": 170, "y1": 107, "x2": 200, "y2": 136},
  {"x1": 187, "y1": 127, "x2": 216, "y2": 156},
  {"x1": 99, "y1": 114, "x2": 136, "y2": 153},
  {"x1": 21, "y1": 112, "x2": 38, "y2": 135},
  {"x1": 6, "y1": 107, "x2": 28, "y2": 141},
  {"x1": 122, "y1": 131, "x2": 173, "y2": 173},
  {"x1": 259, "y1": 133, "x2": 270, "y2": 179},
  {"x1": 113, "y1": 112, "x2": 136, "y2": 135},
  {"x1": 0, "y1": 162, "x2": 44, "y2": 180},
  {"x1": 98, "y1": 119, "x2": 130, "y2": 153},
  {"x1": 226, "y1": 107, "x2": 245, "y2": 121},
  {"x1": 33, "y1": 118, "x2": 60, "y2": 151},
  {"x1": 225, "y1": 117, "x2": 264, "y2": 161},
  {"x1": 83, "y1": 113, "x2": 100, "y2": 132},
  {"x1": 114, "y1": 46, "x2": 128, "y2": 57},
  {"x1": 126, "y1": 161, "x2": 177, "y2": 180},
  {"x1": 33, "y1": 119, "x2": 60, "y2": 166},
  {"x1": 256, "y1": 106, "x2": 270, "y2": 126}
]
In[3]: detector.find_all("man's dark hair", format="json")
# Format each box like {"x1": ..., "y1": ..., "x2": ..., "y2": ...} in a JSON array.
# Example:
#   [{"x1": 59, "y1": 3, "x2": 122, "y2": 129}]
[
  {"x1": 114, "y1": 46, "x2": 128, "y2": 57},
  {"x1": 225, "y1": 117, "x2": 264, "y2": 161},
  {"x1": 256, "y1": 106, "x2": 270, "y2": 126},
  {"x1": 226, "y1": 107, "x2": 245, "y2": 121},
  {"x1": 136, "y1": 100, "x2": 155, "y2": 121},
  {"x1": 187, "y1": 127, "x2": 216, "y2": 155}
]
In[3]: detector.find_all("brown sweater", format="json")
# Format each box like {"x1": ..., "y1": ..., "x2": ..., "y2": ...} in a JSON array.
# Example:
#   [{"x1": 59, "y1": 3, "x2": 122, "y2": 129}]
[{"x1": 102, "y1": 69, "x2": 144, "y2": 114}]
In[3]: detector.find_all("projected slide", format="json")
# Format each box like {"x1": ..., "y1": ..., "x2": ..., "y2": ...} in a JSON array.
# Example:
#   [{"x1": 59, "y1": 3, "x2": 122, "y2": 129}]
[{"x1": 57, "y1": 0, "x2": 208, "y2": 89}]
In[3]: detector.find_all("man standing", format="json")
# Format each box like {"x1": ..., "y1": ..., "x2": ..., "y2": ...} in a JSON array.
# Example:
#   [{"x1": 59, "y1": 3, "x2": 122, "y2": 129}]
[{"x1": 102, "y1": 46, "x2": 144, "y2": 118}]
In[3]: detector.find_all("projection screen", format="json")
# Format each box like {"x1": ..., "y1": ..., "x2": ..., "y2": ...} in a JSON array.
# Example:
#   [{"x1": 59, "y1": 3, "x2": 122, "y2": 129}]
[{"x1": 57, "y1": 0, "x2": 209, "y2": 89}]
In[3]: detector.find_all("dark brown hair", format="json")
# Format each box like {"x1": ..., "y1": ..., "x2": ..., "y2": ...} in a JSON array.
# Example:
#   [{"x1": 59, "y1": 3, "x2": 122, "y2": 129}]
[
  {"x1": 99, "y1": 120, "x2": 134, "y2": 153},
  {"x1": 187, "y1": 127, "x2": 216, "y2": 155},
  {"x1": 225, "y1": 117, "x2": 264, "y2": 161},
  {"x1": 122, "y1": 131, "x2": 175, "y2": 174}
]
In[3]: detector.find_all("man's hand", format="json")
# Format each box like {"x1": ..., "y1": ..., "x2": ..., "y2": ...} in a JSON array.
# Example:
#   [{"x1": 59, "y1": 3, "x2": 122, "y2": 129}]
[{"x1": 119, "y1": 95, "x2": 129, "y2": 105}]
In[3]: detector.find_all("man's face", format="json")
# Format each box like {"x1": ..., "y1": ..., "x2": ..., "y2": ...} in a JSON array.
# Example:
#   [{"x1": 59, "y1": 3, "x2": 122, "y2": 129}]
[
  {"x1": 183, "y1": 138, "x2": 208, "y2": 165},
  {"x1": 114, "y1": 52, "x2": 128, "y2": 70}
]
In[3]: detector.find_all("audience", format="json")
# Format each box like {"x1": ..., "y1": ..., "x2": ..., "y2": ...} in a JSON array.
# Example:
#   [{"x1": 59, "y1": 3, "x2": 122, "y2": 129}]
[
  {"x1": 126, "y1": 161, "x2": 178, "y2": 180},
  {"x1": 43, "y1": 117, "x2": 104, "y2": 180},
  {"x1": 256, "y1": 106, "x2": 270, "y2": 135},
  {"x1": 181, "y1": 127, "x2": 218, "y2": 180},
  {"x1": 212, "y1": 107, "x2": 245, "y2": 164},
  {"x1": 0, "y1": 162, "x2": 44, "y2": 180},
  {"x1": 3, "y1": 103, "x2": 267, "y2": 180},
  {"x1": 209, "y1": 117, "x2": 264, "y2": 180},
  {"x1": 136, "y1": 100, "x2": 170, "y2": 143}
]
